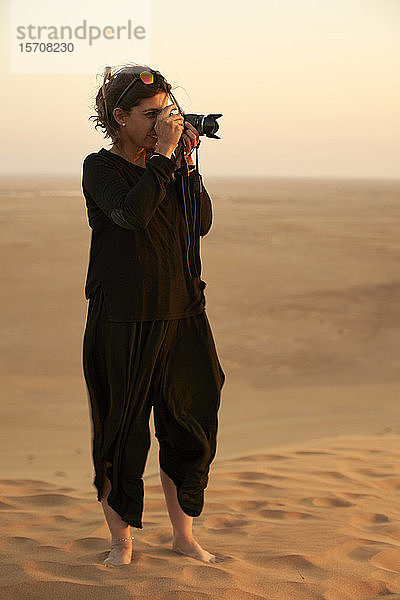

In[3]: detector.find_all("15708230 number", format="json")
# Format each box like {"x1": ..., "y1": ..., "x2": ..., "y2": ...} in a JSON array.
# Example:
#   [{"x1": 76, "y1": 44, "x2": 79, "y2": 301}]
[{"x1": 18, "y1": 43, "x2": 74, "y2": 52}]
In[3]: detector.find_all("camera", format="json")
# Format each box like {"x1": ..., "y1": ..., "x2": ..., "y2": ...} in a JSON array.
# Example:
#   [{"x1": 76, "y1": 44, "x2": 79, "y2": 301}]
[{"x1": 184, "y1": 113, "x2": 222, "y2": 139}]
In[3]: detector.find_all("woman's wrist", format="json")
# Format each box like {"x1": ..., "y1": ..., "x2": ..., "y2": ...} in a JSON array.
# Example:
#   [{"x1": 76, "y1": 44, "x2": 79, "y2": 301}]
[{"x1": 154, "y1": 142, "x2": 176, "y2": 159}]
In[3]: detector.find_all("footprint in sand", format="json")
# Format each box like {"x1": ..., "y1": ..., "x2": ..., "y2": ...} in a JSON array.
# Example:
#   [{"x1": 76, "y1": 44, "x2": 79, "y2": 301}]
[
  {"x1": 341, "y1": 492, "x2": 378, "y2": 500},
  {"x1": 218, "y1": 471, "x2": 273, "y2": 481},
  {"x1": 370, "y1": 548, "x2": 400, "y2": 573},
  {"x1": 294, "y1": 450, "x2": 334, "y2": 456},
  {"x1": 66, "y1": 537, "x2": 108, "y2": 552},
  {"x1": 0, "y1": 479, "x2": 55, "y2": 487},
  {"x1": 4, "y1": 493, "x2": 83, "y2": 508},
  {"x1": 181, "y1": 564, "x2": 234, "y2": 587},
  {"x1": 0, "y1": 536, "x2": 38, "y2": 552},
  {"x1": 230, "y1": 500, "x2": 271, "y2": 511},
  {"x1": 232, "y1": 453, "x2": 290, "y2": 462},
  {"x1": 314, "y1": 470, "x2": 354, "y2": 482},
  {"x1": 204, "y1": 515, "x2": 250, "y2": 530},
  {"x1": 141, "y1": 532, "x2": 173, "y2": 545},
  {"x1": 351, "y1": 512, "x2": 389, "y2": 525},
  {"x1": 312, "y1": 497, "x2": 354, "y2": 507},
  {"x1": 233, "y1": 480, "x2": 278, "y2": 491},
  {"x1": 355, "y1": 467, "x2": 394, "y2": 478},
  {"x1": 373, "y1": 477, "x2": 400, "y2": 490},
  {"x1": 259, "y1": 509, "x2": 313, "y2": 520},
  {"x1": 347, "y1": 541, "x2": 387, "y2": 562}
]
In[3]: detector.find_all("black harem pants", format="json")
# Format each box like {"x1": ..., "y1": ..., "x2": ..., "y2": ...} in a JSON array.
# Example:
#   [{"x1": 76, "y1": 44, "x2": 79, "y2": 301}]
[{"x1": 82, "y1": 285, "x2": 226, "y2": 529}]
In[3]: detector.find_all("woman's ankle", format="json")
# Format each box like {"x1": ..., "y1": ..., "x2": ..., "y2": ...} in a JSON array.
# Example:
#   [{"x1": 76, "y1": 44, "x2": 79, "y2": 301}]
[
  {"x1": 173, "y1": 531, "x2": 194, "y2": 543},
  {"x1": 111, "y1": 535, "x2": 133, "y2": 542}
]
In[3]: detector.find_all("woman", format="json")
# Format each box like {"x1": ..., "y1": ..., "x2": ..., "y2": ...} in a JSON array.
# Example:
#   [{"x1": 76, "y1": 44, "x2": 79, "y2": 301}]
[{"x1": 81, "y1": 63, "x2": 226, "y2": 566}]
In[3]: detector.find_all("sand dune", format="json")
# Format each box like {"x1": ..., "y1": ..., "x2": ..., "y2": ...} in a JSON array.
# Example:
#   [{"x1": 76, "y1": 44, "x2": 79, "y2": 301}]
[
  {"x1": 2, "y1": 436, "x2": 400, "y2": 598},
  {"x1": 1, "y1": 175, "x2": 400, "y2": 599}
]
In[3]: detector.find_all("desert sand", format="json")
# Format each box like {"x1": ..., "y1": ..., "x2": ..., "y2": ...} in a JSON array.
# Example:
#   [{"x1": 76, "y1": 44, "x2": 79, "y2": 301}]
[{"x1": 1, "y1": 172, "x2": 400, "y2": 599}]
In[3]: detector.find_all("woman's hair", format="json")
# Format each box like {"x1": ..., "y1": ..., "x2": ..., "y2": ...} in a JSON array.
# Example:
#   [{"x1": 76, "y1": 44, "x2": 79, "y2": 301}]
[{"x1": 89, "y1": 62, "x2": 183, "y2": 145}]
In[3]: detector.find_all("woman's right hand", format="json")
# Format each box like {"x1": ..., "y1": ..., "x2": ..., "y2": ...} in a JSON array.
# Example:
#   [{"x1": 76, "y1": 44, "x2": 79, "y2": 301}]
[{"x1": 154, "y1": 103, "x2": 184, "y2": 158}]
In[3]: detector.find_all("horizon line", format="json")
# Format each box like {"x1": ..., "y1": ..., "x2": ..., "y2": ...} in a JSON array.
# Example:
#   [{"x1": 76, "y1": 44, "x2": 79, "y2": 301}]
[{"x1": 0, "y1": 173, "x2": 399, "y2": 182}]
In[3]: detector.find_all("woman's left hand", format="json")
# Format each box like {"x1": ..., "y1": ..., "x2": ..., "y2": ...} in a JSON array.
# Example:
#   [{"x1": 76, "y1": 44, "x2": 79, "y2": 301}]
[{"x1": 176, "y1": 121, "x2": 200, "y2": 168}]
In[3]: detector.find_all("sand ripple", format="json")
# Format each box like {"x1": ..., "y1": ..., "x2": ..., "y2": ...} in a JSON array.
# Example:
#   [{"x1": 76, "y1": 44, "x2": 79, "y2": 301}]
[{"x1": 1, "y1": 435, "x2": 400, "y2": 598}]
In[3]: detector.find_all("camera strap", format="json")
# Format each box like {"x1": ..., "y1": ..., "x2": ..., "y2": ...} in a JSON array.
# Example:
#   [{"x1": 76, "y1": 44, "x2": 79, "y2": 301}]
[
  {"x1": 174, "y1": 138, "x2": 203, "y2": 194},
  {"x1": 173, "y1": 138, "x2": 203, "y2": 278}
]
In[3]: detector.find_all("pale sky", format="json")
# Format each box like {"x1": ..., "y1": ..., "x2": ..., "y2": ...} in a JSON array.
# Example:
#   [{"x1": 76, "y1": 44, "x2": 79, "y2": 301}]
[{"x1": 1, "y1": 0, "x2": 399, "y2": 178}]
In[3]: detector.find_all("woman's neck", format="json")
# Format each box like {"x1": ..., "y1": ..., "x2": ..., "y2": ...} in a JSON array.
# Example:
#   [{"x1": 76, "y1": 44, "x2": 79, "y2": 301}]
[{"x1": 110, "y1": 143, "x2": 151, "y2": 167}]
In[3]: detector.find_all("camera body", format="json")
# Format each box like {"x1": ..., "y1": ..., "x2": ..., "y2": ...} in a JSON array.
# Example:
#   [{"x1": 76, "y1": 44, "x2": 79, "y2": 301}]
[{"x1": 184, "y1": 113, "x2": 222, "y2": 139}]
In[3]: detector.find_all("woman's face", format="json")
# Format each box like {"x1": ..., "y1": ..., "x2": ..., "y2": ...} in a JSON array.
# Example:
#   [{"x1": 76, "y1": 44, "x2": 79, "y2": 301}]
[{"x1": 119, "y1": 91, "x2": 171, "y2": 151}]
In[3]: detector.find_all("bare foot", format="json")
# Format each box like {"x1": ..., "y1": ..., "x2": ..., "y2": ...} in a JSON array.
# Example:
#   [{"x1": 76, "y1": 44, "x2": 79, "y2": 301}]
[
  {"x1": 172, "y1": 535, "x2": 223, "y2": 563},
  {"x1": 103, "y1": 538, "x2": 133, "y2": 566}
]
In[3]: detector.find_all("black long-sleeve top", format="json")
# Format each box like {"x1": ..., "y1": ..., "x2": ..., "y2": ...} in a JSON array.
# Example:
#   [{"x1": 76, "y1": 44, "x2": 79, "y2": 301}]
[{"x1": 81, "y1": 148, "x2": 213, "y2": 322}]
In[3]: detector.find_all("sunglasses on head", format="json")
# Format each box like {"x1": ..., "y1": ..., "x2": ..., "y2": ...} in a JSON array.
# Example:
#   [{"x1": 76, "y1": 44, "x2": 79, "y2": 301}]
[
  {"x1": 114, "y1": 70, "x2": 161, "y2": 108},
  {"x1": 113, "y1": 69, "x2": 182, "y2": 117}
]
